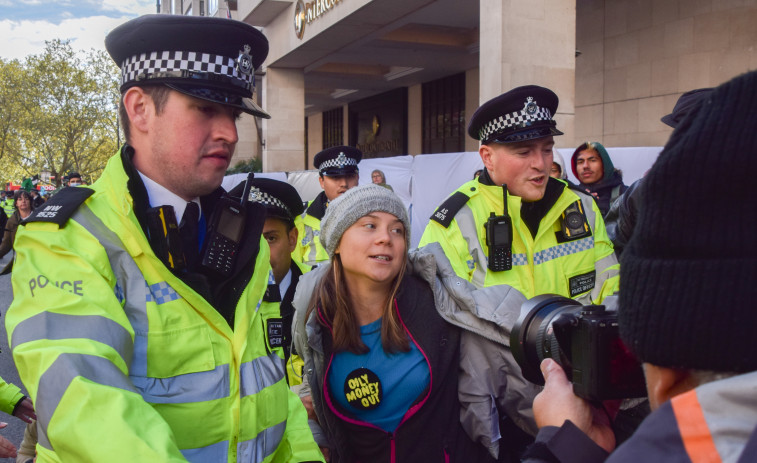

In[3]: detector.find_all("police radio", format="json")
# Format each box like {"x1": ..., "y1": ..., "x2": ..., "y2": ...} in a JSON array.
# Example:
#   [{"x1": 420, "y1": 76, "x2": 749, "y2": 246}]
[
  {"x1": 200, "y1": 173, "x2": 254, "y2": 276},
  {"x1": 486, "y1": 185, "x2": 513, "y2": 272}
]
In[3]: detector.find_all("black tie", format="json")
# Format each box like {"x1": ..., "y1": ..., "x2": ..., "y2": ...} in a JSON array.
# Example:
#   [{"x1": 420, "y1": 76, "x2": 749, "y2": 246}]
[{"x1": 180, "y1": 202, "x2": 200, "y2": 270}]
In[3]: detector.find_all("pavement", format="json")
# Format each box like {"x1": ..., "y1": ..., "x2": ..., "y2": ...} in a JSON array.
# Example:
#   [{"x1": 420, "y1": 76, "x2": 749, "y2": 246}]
[{"x1": 0, "y1": 252, "x2": 29, "y2": 457}]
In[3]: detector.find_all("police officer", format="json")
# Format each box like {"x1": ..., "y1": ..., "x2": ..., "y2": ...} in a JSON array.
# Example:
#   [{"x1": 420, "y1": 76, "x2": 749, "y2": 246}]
[
  {"x1": 0, "y1": 192, "x2": 8, "y2": 233},
  {"x1": 232, "y1": 178, "x2": 309, "y2": 385},
  {"x1": 419, "y1": 85, "x2": 618, "y2": 303},
  {"x1": 1, "y1": 191, "x2": 13, "y2": 218},
  {"x1": 6, "y1": 15, "x2": 322, "y2": 462},
  {"x1": 294, "y1": 145, "x2": 361, "y2": 266}
]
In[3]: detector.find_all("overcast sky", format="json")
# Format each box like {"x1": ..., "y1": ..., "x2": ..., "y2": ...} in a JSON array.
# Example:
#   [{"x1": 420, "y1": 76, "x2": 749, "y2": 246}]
[{"x1": 0, "y1": 0, "x2": 157, "y2": 60}]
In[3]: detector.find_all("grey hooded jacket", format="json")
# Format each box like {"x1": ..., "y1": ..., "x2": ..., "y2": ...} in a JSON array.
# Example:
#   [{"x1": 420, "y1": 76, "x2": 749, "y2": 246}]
[{"x1": 292, "y1": 242, "x2": 541, "y2": 459}]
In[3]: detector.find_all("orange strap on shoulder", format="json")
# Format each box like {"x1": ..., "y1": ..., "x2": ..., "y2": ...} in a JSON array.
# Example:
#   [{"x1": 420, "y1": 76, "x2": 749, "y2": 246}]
[{"x1": 671, "y1": 390, "x2": 722, "y2": 463}]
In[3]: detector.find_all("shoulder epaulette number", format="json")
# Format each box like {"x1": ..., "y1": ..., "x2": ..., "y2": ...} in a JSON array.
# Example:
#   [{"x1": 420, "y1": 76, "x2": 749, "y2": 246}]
[
  {"x1": 24, "y1": 187, "x2": 94, "y2": 228},
  {"x1": 429, "y1": 191, "x2": 470, "y2": 228}
]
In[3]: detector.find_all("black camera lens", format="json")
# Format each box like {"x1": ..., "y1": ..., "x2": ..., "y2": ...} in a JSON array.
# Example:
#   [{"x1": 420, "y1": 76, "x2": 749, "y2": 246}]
[
  {"x1": 510, "y1": 295, "x2": 582, "y2": 386},
  {"x1": 565, "y1": 211, "x2": 583, "y2": 230},
  {"x1": 512, "y1": 294, "x2": 647, "y2": 401}
]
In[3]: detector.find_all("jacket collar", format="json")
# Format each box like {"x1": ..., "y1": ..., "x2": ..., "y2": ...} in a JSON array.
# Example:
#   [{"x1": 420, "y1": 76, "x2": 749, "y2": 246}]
[{"x1": 306, "y1": 191, "x2": 329, "y2": 220}]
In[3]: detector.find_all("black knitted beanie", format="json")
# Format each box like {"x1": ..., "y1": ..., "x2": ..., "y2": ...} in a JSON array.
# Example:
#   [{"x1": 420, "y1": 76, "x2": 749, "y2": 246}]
[{"x1": 619, "y1": 70, "x2": 757, "y2": 373}]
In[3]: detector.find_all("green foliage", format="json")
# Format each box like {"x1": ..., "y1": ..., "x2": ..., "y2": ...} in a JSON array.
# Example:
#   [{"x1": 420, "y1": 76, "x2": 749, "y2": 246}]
[
  {"x1": 0, "y1": 59, "x2": 25, "y2": 178},
  {"x1": 0, "y1": 40, "x2": 121, "y2": 187},
  {"x1": 226, "y1": 157, "x2": 262, "y2": 174}
]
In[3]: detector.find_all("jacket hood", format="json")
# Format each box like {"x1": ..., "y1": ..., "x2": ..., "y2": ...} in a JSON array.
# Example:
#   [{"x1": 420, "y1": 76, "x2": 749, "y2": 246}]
[
  {"x1": 685, "y1": 370, "x2": 757, "y2": 454},
  {"x1": 571, "y1": 141, "x2": 615, "y2": 181},
  {"x1": 553, "y1": 150, "x2": 568, "y2": 180}
]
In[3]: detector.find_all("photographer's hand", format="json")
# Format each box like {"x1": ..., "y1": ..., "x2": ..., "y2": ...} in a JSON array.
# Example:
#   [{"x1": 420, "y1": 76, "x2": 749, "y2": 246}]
[{"x1": 533, "y1": 359, "x2": 616, "y2": 453}]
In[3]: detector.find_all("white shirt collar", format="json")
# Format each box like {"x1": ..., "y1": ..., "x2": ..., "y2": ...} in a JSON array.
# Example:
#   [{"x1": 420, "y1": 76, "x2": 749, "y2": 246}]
[
  {"x1": 138, "y1": 171, "x2": 200, "y2": 222},
  {"x1": 278, "y1": 268, "x2": 293, "y2": 300}
]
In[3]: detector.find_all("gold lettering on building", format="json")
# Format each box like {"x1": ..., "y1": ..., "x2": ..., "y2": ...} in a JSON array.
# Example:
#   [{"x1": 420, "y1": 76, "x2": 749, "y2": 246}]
[
  {"x1": 294, "y1": 0, "x2": 343, "y2": 40},
  {"x1": 355, "y1": 139, "x2": 401, "y2": 155}
]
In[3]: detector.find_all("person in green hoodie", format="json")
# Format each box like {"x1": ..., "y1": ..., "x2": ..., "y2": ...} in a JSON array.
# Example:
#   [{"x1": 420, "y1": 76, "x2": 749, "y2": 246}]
[{"x1": 571, "y1": 141, "x2": 627, "y2": 217}]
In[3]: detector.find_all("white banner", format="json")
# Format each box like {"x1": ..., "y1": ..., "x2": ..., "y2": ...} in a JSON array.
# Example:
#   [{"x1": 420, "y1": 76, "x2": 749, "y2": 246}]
[{"x1": 225, "y1": 147, "x2": 662, "y2": 249}]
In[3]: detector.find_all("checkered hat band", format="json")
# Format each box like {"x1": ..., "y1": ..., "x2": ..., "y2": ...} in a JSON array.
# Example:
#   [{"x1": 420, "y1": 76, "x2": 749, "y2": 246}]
[
  {"x1": 121, "y1": 50, "x2": 253, "y2": 90},
  {"x1": 319, "y1": 157, "x2": 359, "y2": 170},
  {"x1": 248, "y1": 190, "x2": 292, "y2": 216},
  {"x1": 479, "y1": 107, "x2": 553, "y2": 141}
]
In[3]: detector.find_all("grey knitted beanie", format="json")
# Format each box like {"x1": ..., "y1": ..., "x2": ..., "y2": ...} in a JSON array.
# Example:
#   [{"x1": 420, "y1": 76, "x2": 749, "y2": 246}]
[{"x1": 320, "y1": 184, "x2": 410, "y2": 258}]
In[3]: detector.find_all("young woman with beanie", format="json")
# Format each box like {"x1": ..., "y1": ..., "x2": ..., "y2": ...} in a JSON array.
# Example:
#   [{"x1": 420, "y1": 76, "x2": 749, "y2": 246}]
[{"x1": 292, "y1": 184, "x2": 539, "y2": 462}]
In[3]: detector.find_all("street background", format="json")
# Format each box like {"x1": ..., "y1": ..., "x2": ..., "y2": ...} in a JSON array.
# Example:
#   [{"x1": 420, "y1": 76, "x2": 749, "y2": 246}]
[{"x1": 0, "y1": 252, "x2": 27, "y2": 456}]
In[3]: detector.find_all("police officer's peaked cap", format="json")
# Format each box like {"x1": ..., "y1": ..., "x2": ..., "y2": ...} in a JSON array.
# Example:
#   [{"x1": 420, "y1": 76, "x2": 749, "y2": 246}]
[
  {"x1": 313, "y1": 146, "x2": 362, "y2": 176},
  {"x1": 229, "y1": 178, "x2": 304, "y2": 222},
  {"x1": 468, "y1": 85, "x2": 563, "y2": 144},
  {"x1": 105, "y1": 14, "x2": 270, "y2": 118}
]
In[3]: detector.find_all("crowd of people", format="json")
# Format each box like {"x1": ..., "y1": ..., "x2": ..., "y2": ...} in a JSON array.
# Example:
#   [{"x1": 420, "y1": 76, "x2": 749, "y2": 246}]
[{"x1": 1, "y1": 12, "x2": 755, "y2": 463}]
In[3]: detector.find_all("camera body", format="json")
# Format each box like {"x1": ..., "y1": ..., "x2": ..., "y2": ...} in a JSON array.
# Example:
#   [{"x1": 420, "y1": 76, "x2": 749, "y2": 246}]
[{"x1": 511, "y1": 294, "x2": 646, "y2": 401}]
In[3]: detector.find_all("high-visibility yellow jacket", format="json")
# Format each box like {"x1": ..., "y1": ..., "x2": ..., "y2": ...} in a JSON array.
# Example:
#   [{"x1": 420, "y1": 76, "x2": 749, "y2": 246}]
[
  {"x1": 1, "y1": 198, "x2": 14, "y2": 218},
  {"x1": 0, "y1": 376, "x2": 23, "y2": 416},
  {"x1": 419, "y1": 177, "x2": 619, "y2": 303},
  {"x1": 292, "y1": 193, "x2": 329, "y2": 267},
  {"x1": 6, "y1": 150, "x2": 323, "y2": 463}
]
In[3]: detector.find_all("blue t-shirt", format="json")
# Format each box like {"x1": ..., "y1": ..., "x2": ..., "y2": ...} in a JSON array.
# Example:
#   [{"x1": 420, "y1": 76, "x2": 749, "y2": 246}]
[{"x1": 327, "y1": 318, "x2": 430, "y2": 433}]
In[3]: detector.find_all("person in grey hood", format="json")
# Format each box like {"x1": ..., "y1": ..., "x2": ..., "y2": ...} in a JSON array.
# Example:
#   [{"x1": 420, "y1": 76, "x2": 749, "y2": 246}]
[
  {"x1": 550, "y1": 150, "x2": 568, "y2": 181},
  {"x1": 571, "y1": 142, "x2": 627, "y2": 217}
]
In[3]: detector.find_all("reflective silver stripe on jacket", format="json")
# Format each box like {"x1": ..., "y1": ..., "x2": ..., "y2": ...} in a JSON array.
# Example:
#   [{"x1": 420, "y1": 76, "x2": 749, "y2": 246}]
[
  {"x1": 302, "y1": 222, "x2": 319, "y2": 265},
  {"x1": 11, "y1": 312, "x2": 133, "y2": 367},
  {"x1": 579, "y1": 194, "x2": 597, "y2": 230},
  {"x1": 533, "y1": 236, "x2": 594, "y2": 265},
  {"x1": 456, "y1": 204, "x2": 527, "y2": 288},
  {"x1": 133, "y1": 364, "x2": 231, "y2": 404},
  {"x1": 576, "y1": 192, "x2": 619, "y2": 303},
  {"x1": 73, "y1": 206, "x2": 151, "y2": 373},
  {"x1": 36, "y1": 353, "x2": 138, "y2": 450},
  {"x1": 73, "y1": 206, "x2": 234, "y2": 402},
  {"x1": 181, "y1": 440, "x2": 228, "y2": 462},
  {"x1": 240, "y1": 351, "x2": 286, "y2": 398},
  {"x1": 589, "y1": 253, "x2": 620, "y2": 302},
  {"x1": 237, "y1": 420, "x2": 286, "y2": 463},
  {"x1": 595, "y1": 253, "x2": 619, "y2": 274}
]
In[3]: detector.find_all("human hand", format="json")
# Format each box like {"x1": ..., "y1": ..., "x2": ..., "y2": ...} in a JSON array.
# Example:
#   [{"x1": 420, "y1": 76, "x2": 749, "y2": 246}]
[
  {"x1": 0, "y1": 423, "x2": 18, "y2": 458},
  {"x1": 14, "y1": 397, "x2": 36, "y2": 423},
  {"x1": 533, "y1": 359, "x2": 616, "y2": 453},
  {"x1": 301, "y1": 394, "x2": 318, "y2": 422}
]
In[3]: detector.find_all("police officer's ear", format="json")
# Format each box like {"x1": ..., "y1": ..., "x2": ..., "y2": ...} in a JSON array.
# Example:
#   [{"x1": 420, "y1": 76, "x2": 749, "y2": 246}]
[
  {"x1": 479, "y1": 144, "x2": 497, "y2": 172},
  {"x1": 122, "y1": 87, "x2": 155, "y2": 136},
  {"x1": 287, "y1": 226, "x2": 298, "y2": 253}
]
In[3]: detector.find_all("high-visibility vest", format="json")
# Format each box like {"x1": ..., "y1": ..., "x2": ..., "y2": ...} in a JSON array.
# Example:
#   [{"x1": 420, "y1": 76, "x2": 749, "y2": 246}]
[
  {"x1": 419, "y1": 178, "x2": 619, "y2": 303},
  {"x1": 1, "y1": 198, "x2": 14, "y2": 218},
  {"x1": 293, "y1": 200, "x2": 329, "y2": 267},
  {"x1": 7, "y1": 152, "x2": 323, "y2": 463}
]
